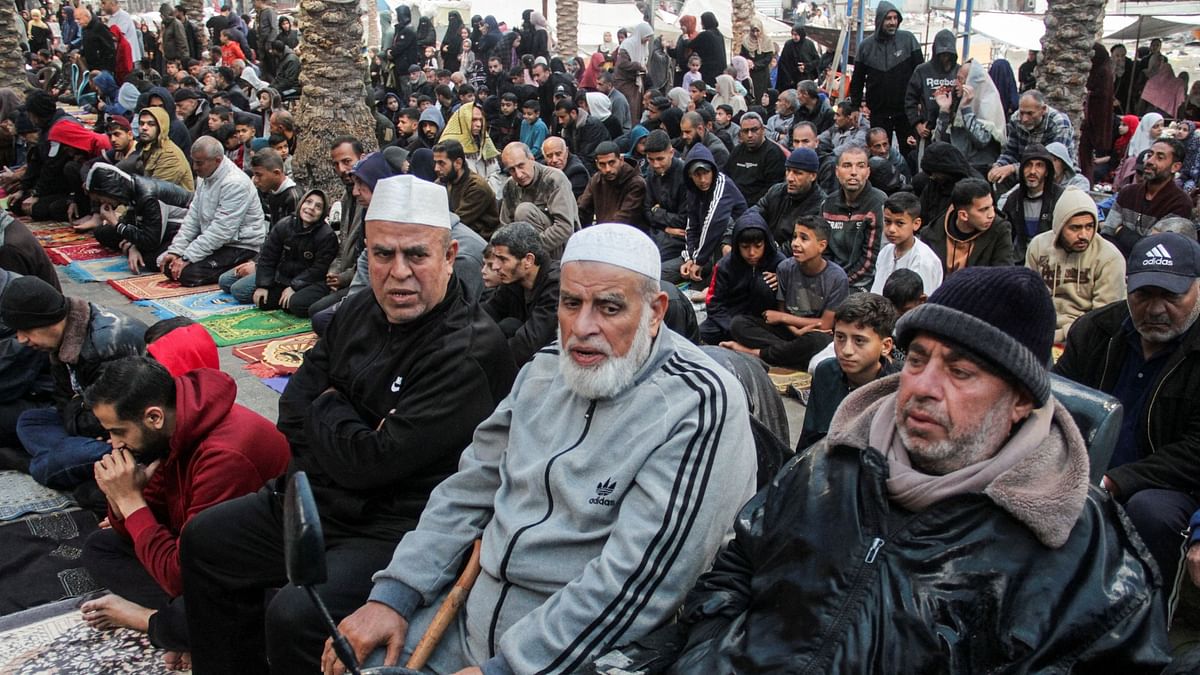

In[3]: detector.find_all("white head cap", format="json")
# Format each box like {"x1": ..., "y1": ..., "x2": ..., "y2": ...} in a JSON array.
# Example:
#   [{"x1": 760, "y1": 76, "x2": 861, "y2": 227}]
[
  {"x1": 561, "y1": 223, "x2": 661, "y2": 280},
  {"x1": 365, "y1": 175, "x2": 452, "y2": 229}
]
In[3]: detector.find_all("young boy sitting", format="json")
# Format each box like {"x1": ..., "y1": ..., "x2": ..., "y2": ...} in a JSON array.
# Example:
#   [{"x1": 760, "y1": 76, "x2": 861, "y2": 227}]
[
  {"x1": 723, "y1": 216, "x2": 849, "y2": 369},
  {"x1": 869, "y1": 191, "x2": 943, "y2": 296},
  {"x1": 700, "y1": 212, "x2": 787, "y2": 344},
  {"x1": 519, "y1": 100, "x2": 548, "y2": 160},
  {"x1": 219, "y1": 189, "x2": 338, "y2": 317},
  {"x1": 796, "y1": 292, "x2": 900, "y2": 450}
]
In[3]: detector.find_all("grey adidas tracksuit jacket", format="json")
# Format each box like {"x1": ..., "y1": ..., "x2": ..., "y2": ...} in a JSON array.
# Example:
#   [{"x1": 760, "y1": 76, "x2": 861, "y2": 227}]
[{"x1": 369, "y1": 328, "x2": 757, "y2": 674}]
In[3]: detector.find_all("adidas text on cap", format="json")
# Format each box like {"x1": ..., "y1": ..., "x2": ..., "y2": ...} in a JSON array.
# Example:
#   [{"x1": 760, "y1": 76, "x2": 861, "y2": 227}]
[{"x1": 1127, "y1": 232, "x2": 1200, "y2": 295}]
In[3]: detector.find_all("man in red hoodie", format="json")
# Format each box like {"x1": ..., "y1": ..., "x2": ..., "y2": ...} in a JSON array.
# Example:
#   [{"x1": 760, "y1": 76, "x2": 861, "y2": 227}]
[{"x1": 76, "y1": 356, "x2": 289, "y2": 658}]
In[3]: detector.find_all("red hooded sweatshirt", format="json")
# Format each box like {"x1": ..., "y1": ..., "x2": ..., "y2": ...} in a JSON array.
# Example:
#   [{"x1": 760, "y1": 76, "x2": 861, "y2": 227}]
[
  {"x1": 147, "y1": 323, "x2": 220, "y2": 376},
  {"x1": 110, "y1": 368, "x2": 290, "y2": 597}
]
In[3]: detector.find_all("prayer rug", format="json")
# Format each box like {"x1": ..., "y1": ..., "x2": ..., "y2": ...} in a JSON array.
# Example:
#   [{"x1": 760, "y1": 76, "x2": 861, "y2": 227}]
[
  {"x1": 0, "y1": 472, "x2": 73, "y2": 522},
  {"x1": 0, "y1": 617, "x2": 175, "y2": 674},
  {"x1": 33, "y1": 227, "x2": 90, "y2": 248},
  {"x1": 23, "y1": 220, "x2": 68, "y2": 232},
  {"x1": 0, "y1": 598, "x2": 78, "y2": 668},
  {"x1": 107, "y1": 274, "x2": 218, "y2": 300},
  {"x1": 44, "y1": 241, "x2": 115, "y2": 265},
  {"x1": 0, "y1": 510, "x2": 100, "y2": 616},
  {"x1": 199, "y1": 309, "x2": 312, "y2": 347},
  {"x1": 261, "y1": 376, "x2": 290, "y2": 394},
  {"x1": 231, "y1": 332, "x2": 318, "y2": 377},
  {"x1": 135, "y1": 290, "x2": 251, "y2": 321},
  {"x1": 62, "y1": 257, "x2": 138, "y2": 283}
]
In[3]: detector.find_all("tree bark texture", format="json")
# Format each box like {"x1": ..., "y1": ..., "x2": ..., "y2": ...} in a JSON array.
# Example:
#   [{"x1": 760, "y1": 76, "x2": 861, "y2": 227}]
[
  {"x1": 731, "y1": 0, "x2": 754, "y2": 59},
  {"x1": 364, "y1": 0, "x2": 380, "y2": 50},
  {"x1": 557, "y1": 0, "x2": 578, "y2": 59},
  {"x1": 0, "y1": 2, "x2": 26, "y2": 90},
  {"x1": 181, "y1": 0, "x2": 207, "y2": 49},
  {"x1": 1038, "y1": 0, "x2": 1105, "y2": 142},
  {"x1": 293, "y1": 0, "x2": 378, "y2": 196}
]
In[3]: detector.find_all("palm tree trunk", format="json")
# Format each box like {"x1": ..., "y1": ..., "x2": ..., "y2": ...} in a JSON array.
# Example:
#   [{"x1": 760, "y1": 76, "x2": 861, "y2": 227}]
[
  {"x1": 731, "y1": 0, "x2": 754, "y2": 59},
  {"x1": 0, "y1": 2, "x2": 25, "y2": 90},
  {"x1": 557, "y1": 0, "x2": 577, "y2": 59},
  {"x1": 364, "y1": 0, "x2": 380, "y2": 50},
  {"x1": 1038, "y1": 0, "x2": 1105, "y2": 139},
  {"x1": 293, "y1": 0, "x2": 378, "y2": 196}
]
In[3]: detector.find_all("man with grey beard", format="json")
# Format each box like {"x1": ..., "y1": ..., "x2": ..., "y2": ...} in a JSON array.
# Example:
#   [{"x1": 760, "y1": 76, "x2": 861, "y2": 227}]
[
  {"x1": 325, "y1": 223, "x2": 757, "y2": 675},
  {"x1": 1056, "y1": 232, "x2": 1200, "y2": 597},
  {"x1": 668, "y1": 265, "x2": 1169, "y2": 672}
]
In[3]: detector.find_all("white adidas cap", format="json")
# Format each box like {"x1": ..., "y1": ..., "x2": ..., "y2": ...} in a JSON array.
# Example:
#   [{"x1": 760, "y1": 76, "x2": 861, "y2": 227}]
[
  {"x1": 365, "y1": 175, "x2": 451, "y2": 230},
  {"x1": 561, "y1": 223, "x2": 661, "y2": 281}
]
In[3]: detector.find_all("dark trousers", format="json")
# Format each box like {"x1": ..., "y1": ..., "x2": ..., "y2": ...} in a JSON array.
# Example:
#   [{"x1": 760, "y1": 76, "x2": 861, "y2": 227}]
[
  {"x1": 170, "y1": 246, "x2": 257, "y2": 287},
  {"x1": 873, "y1": 109, "x2": 915, "y2": 153},
  {"x1": 0, "y1": 396, "x2": 50, "y2": 449},
  {"x1": 730, "y1": 314, "x2": 832, "y2": 370},
  {"x1": 82, "y1": 528, "x2": 190, "y2": 651},
  {"x1": 92, "y1": 224, "x2": 164, "y2": 273},
  {"x1": 1123, "y1": 488, "x2": 1199, "y2": 594},
  {"x1": 257, "y1": 284, "x2": 330, "y2": 317},
  {"x1": 180, "y1": 486, "x2": 398, "y2": 674}
]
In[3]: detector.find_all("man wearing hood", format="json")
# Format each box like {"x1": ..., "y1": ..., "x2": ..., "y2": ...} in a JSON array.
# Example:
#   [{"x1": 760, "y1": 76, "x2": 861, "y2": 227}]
[
  {"x1": 407, "y1": 105, "x2": 444, "y2": 153},
  {"x1": 726, "y1": 112, "x2": 786, "y2": 207},
  {"x1": 86, "y1": 164, "x2": 193, "y2": 274},
  {"x1": 848, "y1": 2, "x2": 924, "y2": 149},
  {"x1": 159, "y1": 2, "x2": 188, "y2": 63},
  {"x1": 675, "y1": 143, "x2": 748, "y2": 285},
  {"x1": 998, "y1": 143, "x2": 1062, "y2": 260},
  {"x1": 754, "y1": 147, "x2": 827, "y2": 249},
  {"x1": 668, "y1": 266, "x2": 1170, "y2": 672},
  {"x1": 905, "y1": 29, "x2": 958, "y2": 149},
  {"x1": 78, "y1": 356, "x2": 289, "y2": 655},
  {"x1": 389, "y1": 5, "x2": 419, "y2": 87},
  {"x1": 822, "y1": 144, "x2": 887, "y2": 291},
  {"x1": 577, "y1": 141, "x2": 647, "y2": 229},
  {"x1": 1025, "y1": 187, "x2": 1126, "y2": 343},
  {"x1": 129, "y1": 106, "x2": 194, "y2": 191},
  {"x1": 162, "y1": 137, "x2": 266, "y2": 286},
  {"x1": 499, "y1": 142, "x2": 581, "y2": 260}
]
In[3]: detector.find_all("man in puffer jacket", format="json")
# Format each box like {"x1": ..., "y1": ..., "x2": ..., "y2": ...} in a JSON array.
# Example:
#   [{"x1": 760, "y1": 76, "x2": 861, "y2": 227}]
[
  {"x1": 2, "y1": 277, "x2": 146, "y2": 489},
  {"x1": 1025, "y1": 187, "x2": 1126, "y2": 343},
  {"x1": 85, "y1": 163, "x2": 193, "y2": 274}
]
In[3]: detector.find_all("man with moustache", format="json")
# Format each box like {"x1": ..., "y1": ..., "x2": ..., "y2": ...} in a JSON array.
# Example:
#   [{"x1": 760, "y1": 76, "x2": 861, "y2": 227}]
[
  {"x1": 325, "y1": 223, "x2": 756, "y2": 675},
  {"x1": 670, "y1": 266, "x2": 1171, "y2": 672}
]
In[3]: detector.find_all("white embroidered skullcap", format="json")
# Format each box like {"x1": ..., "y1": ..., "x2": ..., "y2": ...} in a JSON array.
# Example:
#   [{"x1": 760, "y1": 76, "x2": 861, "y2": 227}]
[
  {"x1": 365, "y1": 175, "x2": 451, "y2": 229},
  {"x1": 561, "y1": 223, "x2": 661, "y2": 280}
]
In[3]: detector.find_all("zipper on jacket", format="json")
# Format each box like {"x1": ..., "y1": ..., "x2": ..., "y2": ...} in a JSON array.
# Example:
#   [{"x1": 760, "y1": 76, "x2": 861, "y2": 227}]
[
  {"x1": 864, "y1": 537, "x2": 884, "y2": 563},
  {"x1": 487, "y1": 401, "x2": 598, "y2": 657},
  {"x1": 1144, "y1": 359, "x2": 1183, "y2": 456}
]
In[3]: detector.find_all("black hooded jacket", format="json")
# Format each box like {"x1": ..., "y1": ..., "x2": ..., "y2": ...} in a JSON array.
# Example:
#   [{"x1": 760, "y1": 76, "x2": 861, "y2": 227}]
[
  {"x1": 904, "y1": 29, "x2": 958, "y2": 128},
  {"x1": 84, "y1": 163, "x2": 192, "y2": 261},
  {"x1": 255, "y1": 189, "x2": 339, "y2": 291},
  {"x1": 912, "y1": 141, "x2": 979, "y2": 229},
  {"x1": 390, "y1": 6, "x2": 419, "y2": 75},
  {"x1": 999, "y1": 142, "x2": 1063, "y2": 259},
  {"x1": 848, "y1": 1, "x2": 924, "y2": 115},
  {"x1": 776, "y1": 31, "x2": 821, "y2": 93},
  {"x1": 705, "y1": 212, "x2": 787, "y2": 334}
]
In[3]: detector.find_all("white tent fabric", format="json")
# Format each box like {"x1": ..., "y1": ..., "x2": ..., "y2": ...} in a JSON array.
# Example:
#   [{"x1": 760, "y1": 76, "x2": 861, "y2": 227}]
[{"x1": 966, "y1": 12, "x2": 1200, "y2": 51}]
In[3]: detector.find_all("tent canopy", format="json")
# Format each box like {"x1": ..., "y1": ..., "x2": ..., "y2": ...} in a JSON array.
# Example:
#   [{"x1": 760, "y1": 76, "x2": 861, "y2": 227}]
[{"x1": 966, "y1": 12, "x2": 1200, "y2": 51}]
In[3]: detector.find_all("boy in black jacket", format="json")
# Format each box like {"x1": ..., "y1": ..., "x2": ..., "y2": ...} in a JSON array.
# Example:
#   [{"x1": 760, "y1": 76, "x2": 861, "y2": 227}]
[{"x1": 700, "y1": 212, "x2": 786, "y2": 344}]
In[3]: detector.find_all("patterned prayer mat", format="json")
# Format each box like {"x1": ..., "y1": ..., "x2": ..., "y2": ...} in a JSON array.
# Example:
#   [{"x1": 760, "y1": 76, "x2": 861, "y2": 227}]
[
  {"x1": 0, "y1": 598, "x2": 79, "y2": 668},
  {"x1": 45, "y1": 241, "x2": 116, "y2": 265},
  {"x1": 1, "y1": 616, "x2": 175, "y2": 674},
  {"x1": 108, "y1": 274, "x2": 219, "y2": 300},
  {"x1": 62, "y1": 257, "x2": 139, "y2": 283},
  {"x1": 199, "y1": 309, "x2": 312, "y2": 347},
  {"x1": 23, "y1": 220, "x2": 68, "y2": 232},
  {"x1": 0, "y1": 472, "x2": 73, "y2": 522},
  {"x1": 135, "y1": 290, "x2": 251, "y2": 321},
  {"x1": 33, "y1": 227, "x2": 90, "y2": 248},
  {"x1": 0, "y1": 510, "x2": 100, "y2": 616},
  {"x1": 231, "y1": 332, "x2": 318, "y2": 377}
]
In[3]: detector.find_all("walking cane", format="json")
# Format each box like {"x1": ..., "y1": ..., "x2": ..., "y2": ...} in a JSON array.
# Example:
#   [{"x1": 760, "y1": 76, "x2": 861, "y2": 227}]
[{"x1": 405, "y1": 540, "x2": 483, "y2": 670}]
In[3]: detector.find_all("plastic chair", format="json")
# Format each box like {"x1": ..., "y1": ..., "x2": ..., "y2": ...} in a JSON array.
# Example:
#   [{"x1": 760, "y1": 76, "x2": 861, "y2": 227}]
[{"x1": 1050, "y1": 373, "x2": 1123, "y2": 486}]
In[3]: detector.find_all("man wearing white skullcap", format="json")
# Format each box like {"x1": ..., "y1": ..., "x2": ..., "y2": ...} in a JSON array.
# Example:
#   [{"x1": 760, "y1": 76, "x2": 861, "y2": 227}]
[
  {"x1": 330, "y1": 222, "x2": 756, "y2": 675},
  {"x1": 181, "y1": 176, "x2": 518, "y2": 673}
]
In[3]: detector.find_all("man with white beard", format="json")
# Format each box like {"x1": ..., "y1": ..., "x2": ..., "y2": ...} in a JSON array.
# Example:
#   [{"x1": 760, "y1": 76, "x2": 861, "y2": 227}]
[{"x1": 324, "y1": 223, "x2": 757, "y2": 675}]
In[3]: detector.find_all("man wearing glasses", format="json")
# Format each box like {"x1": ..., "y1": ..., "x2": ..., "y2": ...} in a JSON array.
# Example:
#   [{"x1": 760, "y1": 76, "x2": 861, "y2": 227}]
[{"x1": 725, "y1": 112, "x2": 787, "y2": 206}]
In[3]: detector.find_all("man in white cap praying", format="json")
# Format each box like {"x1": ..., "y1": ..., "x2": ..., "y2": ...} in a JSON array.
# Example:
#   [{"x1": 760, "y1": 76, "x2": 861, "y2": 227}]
[
  {"x1": 324, "y1": 223, "x2": 757, "y2": 675},
  {"x1": 180, "y1": 176, "x2": 517, "y2": 673}
]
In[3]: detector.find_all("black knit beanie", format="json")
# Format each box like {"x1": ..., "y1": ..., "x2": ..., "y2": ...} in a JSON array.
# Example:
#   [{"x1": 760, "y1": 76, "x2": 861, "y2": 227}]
[
  {"x1": 0, "y1": 276, "x2": 69, "y2": 330},
  {"x1": 894, "y1": 266, "x2": 1055, "y2": 406},
  {"x1": 25, "y1": 90, "x2": 56, "y2": 122}
]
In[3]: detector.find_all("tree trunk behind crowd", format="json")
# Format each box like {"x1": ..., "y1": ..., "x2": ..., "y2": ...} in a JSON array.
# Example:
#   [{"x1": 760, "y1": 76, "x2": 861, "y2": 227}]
[
  {"x1": 293, "y1": 0, "x2": 378, "y2": 196},
  {"x1": 1038, "y1": 0, "x2": 1105, "y2": 140},
  {"x1": 731, "y1": 0, "x2": 754, "y2": 58},
  {"x1": 364, "y1": 0, "x2": 380, "y2": 51},
  {"x1": 0, "y1": 2, "x2": 25, "y2": 90},
  {"x1": 557, "y1": 0, "x2": 578, "y2": 58}
]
